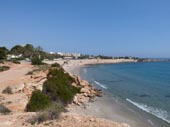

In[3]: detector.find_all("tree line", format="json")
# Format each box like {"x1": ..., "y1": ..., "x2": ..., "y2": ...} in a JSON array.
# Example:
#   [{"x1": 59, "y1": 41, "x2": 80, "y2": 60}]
[{"x1": 0, "y1": 44, "x2": 62, "y2": 64}]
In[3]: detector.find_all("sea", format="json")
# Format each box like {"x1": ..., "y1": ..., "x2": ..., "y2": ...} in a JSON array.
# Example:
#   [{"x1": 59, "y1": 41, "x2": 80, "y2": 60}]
[{"x1": 80, "y1": 61, "x2": 170, "y2": 125}]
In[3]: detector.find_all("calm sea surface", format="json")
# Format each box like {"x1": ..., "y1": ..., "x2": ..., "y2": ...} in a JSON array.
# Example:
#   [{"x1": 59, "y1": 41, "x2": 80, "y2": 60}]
[{"x1": 81, "y1": 62, "x2": 170, "y2": 123}]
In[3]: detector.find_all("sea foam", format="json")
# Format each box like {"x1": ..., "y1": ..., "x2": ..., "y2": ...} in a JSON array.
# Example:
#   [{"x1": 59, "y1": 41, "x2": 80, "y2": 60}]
[
  {"x1": 126, "y1": 98, "x2": 170, "y2": 124},
  {"x1": 94, "y1": 81, "x2": 108, "y2": 89}
]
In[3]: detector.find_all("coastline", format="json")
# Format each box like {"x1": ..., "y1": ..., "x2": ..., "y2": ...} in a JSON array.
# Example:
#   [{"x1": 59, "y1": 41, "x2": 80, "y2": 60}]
[
  {"x1": 0, "y1": 59, "x2": 169, "y2": 127},
  {"x1": 56, "y1": 59, "x2": 170, "y2": 127},
  {"x1": 0, "y1": 60, "x2": 130, "y2": 127},
  {"x1": 44, "y1": 58, "x2": 137, "y2": 74}
]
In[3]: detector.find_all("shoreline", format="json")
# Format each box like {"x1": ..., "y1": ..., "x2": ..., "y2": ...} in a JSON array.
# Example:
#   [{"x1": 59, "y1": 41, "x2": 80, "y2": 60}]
[
  {"x1": 0, "y1": 60, "x2": 169, "y2": 126},
  {"x1": 0, "y1": 61, "x2": 130, "y2": 127},
  {"x1": 46, "y1": 58, "x2": 137, "y2": 74},
  {"x1": 57, "y1": 59, "x2": 170, "y2": 127}
]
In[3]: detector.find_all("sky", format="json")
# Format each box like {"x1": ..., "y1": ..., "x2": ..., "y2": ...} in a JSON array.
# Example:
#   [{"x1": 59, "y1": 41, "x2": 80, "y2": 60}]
[{"x1": 0, "y1": 0, "x2": 170, "y2": 58}]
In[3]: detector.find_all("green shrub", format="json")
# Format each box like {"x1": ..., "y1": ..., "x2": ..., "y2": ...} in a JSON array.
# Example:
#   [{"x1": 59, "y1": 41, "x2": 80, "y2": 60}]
[
  {"x1": 0, "y1": 47, "x2": 8, "y2": 60},
  {"x1": 26, "y1": 65, "x2": 50, "y2": 75},
  {"x1": 2, "y1": 86, "x2": 12, "y2": 94},
  {"x1": 51, "y1": 63, "x2": 61, "y2": 68},
  {"x1": 43, "y1": 68, "x2": 79, "y2": 105},
  {"x1": 31, "y1": 55, "x2": 43, "y2": 65},
  {"x1": 26, "y1": 71, "x2": 34, "y2": 75},
  {"x1": 12, "y1": 57, "x2": 25, "y2": 61},
  {"x1": 0, "y1": 66, "x2": 10, "y2": 72},
  {"x1": 26, "y1": 90, "x2": 52, "y2": 112},
  {"x1": 0, "y1": 104, "x2": 11, "y2": 114},
  {"x1": 26, "y1": 68, "x2": 42, "y2": 75},
  {"x1": 11, "y1": 59, "x2": 21, "y2": 64},
  {"x1": 0, "y1": 60, "x2": 4, "y2": 64},
  {"x1": 37, "y1": 64, "x2": 50, "y2": 71}
]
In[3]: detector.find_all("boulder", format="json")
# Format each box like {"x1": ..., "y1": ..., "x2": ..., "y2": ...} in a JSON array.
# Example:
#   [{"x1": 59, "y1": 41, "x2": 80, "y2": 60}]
[
  {"x1": 80, "y1": 88, "x2": 90, "y2": 94},
  {"x1": 78, "y1": 96, "x2": 90, "y2": 103},
  {"x1": 76, "y1": 76, "x2": 81, "y2": 85},
  {"x1": 71, "y1": 82, "x2": 77, "y2": 87},
  {"x1": 36, "y1": 85, "x2": 43, "y2": 91},
  {"x1": 83, "y1": 93, "x2": 88, "y2": 97},
  {"x1": 80, "y1": 80, "x2": 89, "y2": 87},
  {"x1": 95, "y1": 91, "x2": 102, "y2": 97},
  {"x1": 73, "y1": 96, "x2": 78, "y2": 104}
]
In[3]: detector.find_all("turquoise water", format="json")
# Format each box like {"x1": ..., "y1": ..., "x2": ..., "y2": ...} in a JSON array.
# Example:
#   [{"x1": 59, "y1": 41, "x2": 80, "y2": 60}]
[{"x1": 81, "y1": 62, "x2": 170, "y2": 124}]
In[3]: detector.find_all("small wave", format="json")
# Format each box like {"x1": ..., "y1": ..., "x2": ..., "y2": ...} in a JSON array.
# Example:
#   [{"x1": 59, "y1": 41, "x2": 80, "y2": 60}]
[
  {"x1": 94, "y1": 81, "x2": 108, "y2": 89},
  {"x1": 126, "y1": 98, "x2": 170, "y2": 124}
]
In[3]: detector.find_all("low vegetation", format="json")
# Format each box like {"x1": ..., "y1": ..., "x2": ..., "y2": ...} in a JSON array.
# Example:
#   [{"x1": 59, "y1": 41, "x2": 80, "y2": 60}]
[
  {"x1": 11, "y1": 59, "x2": 21, "y2": 64},
  {"x1": 96, "y1": 55, "x2": 113, "y2": 59},
  {"x1": 0, "y1": 47, "x2": 8, "y2": 60},
  {"x1": 26, "y1": 65, "x2": 50, "y2": 75},
  {"x1": 0, "y1": 66, "x2": 10, "y2": 72},
  {"x1": 0, "y1": 104, "x2": 11, "y2": 114},
  {"x1": 43, "y1": 68, "x2": 79, "y2": 105},
  {"x1": 26, "y1": 64, "x2": 80, "y2": 123},
  {"x1": 51, "y1": 63, "x2": 61, "y2": 68},
  {"x1": 2, "y1": 86, "x2": 13, "y2": 94},
  {"x1": 27, "y1": 104, "x2": 64, "y2": 124},
  {"x1": 31, "y1": 55, "x2": 43, "y2": 65},
  {"x1": 26, "y1": 90, "x2": 52, "y2": 112},
  {"x1": 0, "y1": 60, "x2": 4, "y2": 64}
]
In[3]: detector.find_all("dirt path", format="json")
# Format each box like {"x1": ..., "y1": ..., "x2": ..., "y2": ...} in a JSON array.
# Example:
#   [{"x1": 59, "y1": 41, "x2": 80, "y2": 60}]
[{"x1": 0, "y1": 62, "x2": 33, "y2": 92}]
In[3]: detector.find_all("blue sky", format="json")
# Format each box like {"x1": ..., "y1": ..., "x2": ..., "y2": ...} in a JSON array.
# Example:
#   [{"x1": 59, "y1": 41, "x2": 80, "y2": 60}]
[{"x1": 0, "y1": 0, "x2": 170, "y2": 58}]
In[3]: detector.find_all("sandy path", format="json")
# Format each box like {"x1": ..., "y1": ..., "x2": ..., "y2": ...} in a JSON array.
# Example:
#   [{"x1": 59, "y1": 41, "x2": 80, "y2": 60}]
[{"x1": 0, "y1": 62, "x2": 33, "y2": 92}]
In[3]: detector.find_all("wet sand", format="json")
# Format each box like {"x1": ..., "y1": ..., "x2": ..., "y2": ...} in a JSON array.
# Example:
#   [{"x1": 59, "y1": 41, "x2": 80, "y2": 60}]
[{"x1": 69, "y1": 94, "x2": 170, "y2": 127}]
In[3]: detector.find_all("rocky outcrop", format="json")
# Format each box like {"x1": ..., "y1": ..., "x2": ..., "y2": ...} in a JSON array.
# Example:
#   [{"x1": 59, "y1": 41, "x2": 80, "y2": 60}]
[
  {"x1": 80, "y1": 87, "x2": 91, "y2": 94},
  {"x1": 71, "y1": 75, "x2": 102, "y2": 106}
]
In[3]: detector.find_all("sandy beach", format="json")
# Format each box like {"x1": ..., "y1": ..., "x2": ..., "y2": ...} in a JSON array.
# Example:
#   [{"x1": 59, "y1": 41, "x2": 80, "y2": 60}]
[{"x1": 44, "y1": 58, "x2": 137, "y2": 74}]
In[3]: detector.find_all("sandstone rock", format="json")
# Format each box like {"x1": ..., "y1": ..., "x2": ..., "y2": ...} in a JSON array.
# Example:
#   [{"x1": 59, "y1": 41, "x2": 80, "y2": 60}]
[
  {"x1": 24, "y1": 82, "x2": 32, "y2": 89},
  {"x1": 80, "y1": 80, "x2": 89, "y2": 87},
  {"x1": 31, "y1": 75, "x2": 42, "y2": 79},
  {"x1": 83, "y1": 93, "x2": 88, "y2": 97},
  {"x1": 76, "y1": 76, "x2": 81, "y2": 85},
  {"x1": 71, "y1": 82, "x2": 77, "y2": 87},
  {"x1": 80, "y1": 88, "x2": 90, "y2": 94},
  {"x1": 23, "y1": 88, "x2": 32, "y2": 97},
  {"x1": 36, "y1": 85, "x2": 43, "y2": 91},
  {"x1": 73, "y1": 96, "x2": 81, "y2": 105},
  {"x1": 31, "y1": 83, "x2": 37, "y2": 87},
  {"x1": 79, "y1": 96, "x2": 90, "y2": 103},
  {"x1": 73, "y1": 96, "x2": 78, "y2": 104},
  {"x1": 73, "y1": 77, "x2": 78, "y2": 85},
  {"x1": 95, "y1": 91, "x2": 102, "y2": 97}
]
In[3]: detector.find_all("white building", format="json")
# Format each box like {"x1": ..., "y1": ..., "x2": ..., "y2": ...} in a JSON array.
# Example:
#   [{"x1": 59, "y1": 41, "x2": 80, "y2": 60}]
[
  {"x1": 7, "y1": 54, "x2": 22, "y2": 60},
  {"x1": 56, "y1": 52, "x2": 80, "y2": 59}
]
